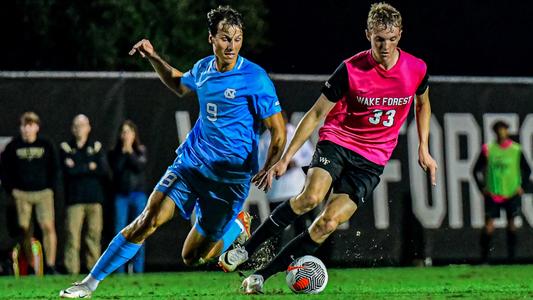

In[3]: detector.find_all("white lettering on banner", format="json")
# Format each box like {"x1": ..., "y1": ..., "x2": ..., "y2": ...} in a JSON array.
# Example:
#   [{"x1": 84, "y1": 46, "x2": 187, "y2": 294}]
[
  {"x1": 408, "y1": 116, "x2": 447, "y2": 228},
  {"x1": 175, "y1": 111, "x2": 192, "y2": 145},
  {"x1": 173, "y1": 110, "x2": 533, "y2": 230},
  {"x1": 444, "y1": 114, "x2": 482, "y2": 228},
  {"x1": 373, "y1": 160, "x2": 401, "y2": 229},
  {"x1": 520, "y1": 115, "x2": 533, "y2": 226}
]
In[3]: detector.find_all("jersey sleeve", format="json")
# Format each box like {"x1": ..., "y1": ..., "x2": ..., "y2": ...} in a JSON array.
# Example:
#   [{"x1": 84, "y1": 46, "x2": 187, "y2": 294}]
[
  {"x1": 321, "y1": 62, "x2": 348, "y2": 102},
  {"x1": 252, "y1": 72, "x2": 282, "y2": 119},
  {"x1": 416, "y1": 72, "x2": 429, "y2": 95},
  {"x1": 180, "y1": 61, "x2": 201, "y2": 92}
]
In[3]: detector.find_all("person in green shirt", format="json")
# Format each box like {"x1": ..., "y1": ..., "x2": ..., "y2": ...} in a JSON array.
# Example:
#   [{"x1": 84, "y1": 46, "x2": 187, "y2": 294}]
[{"x1": 473, "y1": 120, "x2": 531, "y2": 263}]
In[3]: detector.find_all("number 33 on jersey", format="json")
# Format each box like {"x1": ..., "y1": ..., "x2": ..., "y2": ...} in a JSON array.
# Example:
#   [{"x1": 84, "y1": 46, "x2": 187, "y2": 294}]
[{"x1": 319, "y1": 49, "x2": 429, "y2": 166}]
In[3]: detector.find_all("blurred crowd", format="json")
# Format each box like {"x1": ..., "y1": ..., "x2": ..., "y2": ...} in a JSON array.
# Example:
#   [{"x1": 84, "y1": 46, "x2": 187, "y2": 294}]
[{"x1": 0, "y1": 112, "x2": 148, "y2": 276}]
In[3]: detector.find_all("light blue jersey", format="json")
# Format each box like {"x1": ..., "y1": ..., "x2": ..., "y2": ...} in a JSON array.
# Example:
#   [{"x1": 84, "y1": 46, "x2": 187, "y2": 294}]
[
  {"x1": 88, "y1": 55, "x2": 281, "y2": 284},
  {"x1": 179, "y1": 55, "x2": 281, "y2": 183}
]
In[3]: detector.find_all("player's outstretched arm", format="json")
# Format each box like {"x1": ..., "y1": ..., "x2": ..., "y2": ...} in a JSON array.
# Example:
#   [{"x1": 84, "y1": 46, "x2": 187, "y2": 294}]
[
  {"x1": 283, "y1": 94, "x2": 335, "y2": 163},
  {"x1": 415, "y1": 87, "x2": 438, "y2": 186},
  {"x1": 253, "y1": 112, "x2": 286, "y2": 190},
  {"x1": 129, "y1": 39, "x2": 190, "y2": 97},
  {"x1": 259, "y1": 94, "x2": 335, "y2": 191}
]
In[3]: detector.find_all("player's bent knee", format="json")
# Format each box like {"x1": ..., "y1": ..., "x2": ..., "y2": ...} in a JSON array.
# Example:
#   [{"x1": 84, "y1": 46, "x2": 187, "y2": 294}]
[
  {"x1": 312, "y1": 216, "x2": 339, "y2": 238},
  {"x1": 294, "y1": 193, "x2": 322, "y2": 213},
  {"x1": 322, "y1": 219, "x2": 339, "y2": 235}
]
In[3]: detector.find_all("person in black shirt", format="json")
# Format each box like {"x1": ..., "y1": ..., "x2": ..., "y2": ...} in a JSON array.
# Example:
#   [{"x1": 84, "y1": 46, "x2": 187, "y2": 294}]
[
  {"x1": 60, "y1": 114, "x2": 109, "y2": 274},
  {"x1": 108, "y1": 120, "x2": 148, "y2": 274},
  {"x1": 0, "y1": 112, "x2": 58, "y2": 275}
]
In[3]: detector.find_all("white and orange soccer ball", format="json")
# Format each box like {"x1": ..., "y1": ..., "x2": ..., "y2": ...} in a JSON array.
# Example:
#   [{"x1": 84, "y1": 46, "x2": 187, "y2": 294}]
[{"x1": 286, "y1": 255, "x2": 328, "y2": 294}]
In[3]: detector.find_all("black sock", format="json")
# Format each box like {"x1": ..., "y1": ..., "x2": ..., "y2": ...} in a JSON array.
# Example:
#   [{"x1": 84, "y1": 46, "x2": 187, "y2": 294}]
[
  {"x1": 244, "y1": 200, "x2": 299, "y2": 254},
  {"x1": 507, "y1": 229, "x2": 516, "y2": 260},
  {"x1": 480, "y1": 231, "x2": 492, "y2": 262},
  {"x1": 255, "y1": 230, "x2": 321, "y2": 281}
]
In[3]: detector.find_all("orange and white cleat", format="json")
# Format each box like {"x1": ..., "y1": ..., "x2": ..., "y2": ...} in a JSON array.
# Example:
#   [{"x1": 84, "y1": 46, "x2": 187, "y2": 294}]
[{"x1": 235, "y1": 211, "x2": 252, "y2": 245}]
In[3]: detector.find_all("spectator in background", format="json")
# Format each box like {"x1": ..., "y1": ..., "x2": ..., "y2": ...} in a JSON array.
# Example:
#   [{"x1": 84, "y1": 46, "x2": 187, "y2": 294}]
[
  {"x1": 0, "y1": 112, "x2": 58, "y2": 275},
  {"x1": 473, "y1": 120, "x2": 531, "y2": 263},
  {"x1": 108, "y1": 120, "x2": 148, "y2": 274},
  {"x1": 60, "y1": 114, "x2": 109, "y2": 274},
  {"x1": 258, "y1": 112, "x2": 314, "y2": 252}
]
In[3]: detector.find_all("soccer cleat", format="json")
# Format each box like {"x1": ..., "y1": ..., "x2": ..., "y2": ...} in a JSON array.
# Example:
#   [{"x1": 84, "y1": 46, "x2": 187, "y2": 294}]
[
  {"x1": 59, "y1": 282, "x2": 92, "y2": 298},
  {"x1": 218, "y1": 244, "x2": 249, "y2": 272},
  {"x1": 241, "y1": 274, "x2": 264, "y2": 294},
  {"x1": 235, "y1": 211, "x2": 252, "y2": 245}
]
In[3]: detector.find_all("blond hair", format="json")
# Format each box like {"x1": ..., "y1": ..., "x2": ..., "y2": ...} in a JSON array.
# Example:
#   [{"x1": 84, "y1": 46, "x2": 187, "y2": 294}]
[{"x1": 367, "y1": 2, "x2": 402, "y2": 32}]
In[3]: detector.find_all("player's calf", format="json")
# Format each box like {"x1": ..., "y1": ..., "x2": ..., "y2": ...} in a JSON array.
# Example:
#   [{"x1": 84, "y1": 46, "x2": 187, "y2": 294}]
[{"x1": 122, "y1": 191, "x2": 172, "y2": 243}]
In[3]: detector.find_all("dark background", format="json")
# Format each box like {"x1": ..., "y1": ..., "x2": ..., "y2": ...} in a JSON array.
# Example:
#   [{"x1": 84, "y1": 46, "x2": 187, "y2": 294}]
[
  {"x1": 1, "y1": 0, "x2": 533, "y2": 271},
  {"x1": 1, "y1": 0, "x2": 532, "y2": 76},
  {"x1": 2, "y1": 76, "x2": 532, "y2": 269}
]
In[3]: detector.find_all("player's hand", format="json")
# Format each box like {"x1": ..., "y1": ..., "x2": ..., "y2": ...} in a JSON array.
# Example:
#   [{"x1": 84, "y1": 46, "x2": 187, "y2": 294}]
[
  {"x1": 129, "y1": 39, "x2": 155, "y2": 58},
  {"x1": 88, "y1": 162, "x2": 97, "y2": 171},
  {"x1": 517, "y1": 187, "x2": 525, "y2": 196},
  {"x1": 253, "y1": 159, "x2": 290, "y2": 191},
  {"x1": 418, "y1": 146, "x2": 437, "y2": 186}
]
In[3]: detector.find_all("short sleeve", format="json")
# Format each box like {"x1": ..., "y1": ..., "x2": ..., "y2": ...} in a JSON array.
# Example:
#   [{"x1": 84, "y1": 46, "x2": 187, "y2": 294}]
[
  {"x1": 181, "y1": 61, "x2": 201, "y2": 92},
  {"x1": 416, "y1": 72, "x2": 429, "y2": 95},
  {"x1": 253, "y1": 72, "x2": 282, "y2": 120},
  {"x1": 321, "y1": 62, "x2": 348, "y2": 102}
]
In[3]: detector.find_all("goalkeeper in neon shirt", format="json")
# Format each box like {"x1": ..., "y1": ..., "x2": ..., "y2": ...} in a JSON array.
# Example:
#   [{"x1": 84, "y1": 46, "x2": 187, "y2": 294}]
[{"x1": 473, "y1": 120, "x2": 531, "y2": 263}]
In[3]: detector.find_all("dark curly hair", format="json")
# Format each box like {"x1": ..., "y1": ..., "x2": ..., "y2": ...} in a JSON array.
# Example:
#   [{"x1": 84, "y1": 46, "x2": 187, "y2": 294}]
[{"x1": 207, "y1": 5, "x2": 244, "y2": 36}]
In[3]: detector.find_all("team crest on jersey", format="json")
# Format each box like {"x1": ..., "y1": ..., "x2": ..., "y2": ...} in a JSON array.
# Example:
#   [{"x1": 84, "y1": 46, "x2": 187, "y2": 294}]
[{"x1": 224, "y1": 88, "x2": 236, "y2": 99}]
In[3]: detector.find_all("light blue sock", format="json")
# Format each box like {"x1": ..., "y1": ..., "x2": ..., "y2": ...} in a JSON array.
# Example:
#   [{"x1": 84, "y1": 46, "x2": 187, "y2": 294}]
[
  {"x1": 90, "y1": 233, "x2": 142, "y2": 281},
  {"x1": 221, "y1": 219, "x2": 244, "y2": 252}
]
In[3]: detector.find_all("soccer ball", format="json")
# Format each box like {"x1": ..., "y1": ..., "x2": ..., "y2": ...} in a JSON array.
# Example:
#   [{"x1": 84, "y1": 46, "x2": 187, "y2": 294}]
[{"x1": 286, "y1": 255, "x2": 328, "y2": 294}]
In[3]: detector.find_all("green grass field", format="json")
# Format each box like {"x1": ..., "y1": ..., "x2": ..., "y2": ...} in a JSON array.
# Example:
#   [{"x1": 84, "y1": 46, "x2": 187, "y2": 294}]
[{"x1": 1, "y1": 265, "x2": 532, "y2": 299}]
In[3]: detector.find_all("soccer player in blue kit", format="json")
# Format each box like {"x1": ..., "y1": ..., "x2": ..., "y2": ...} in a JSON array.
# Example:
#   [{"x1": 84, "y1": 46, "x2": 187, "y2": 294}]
[{"x1": 60, "y1": 6, "x2": 286, "y2": 298}]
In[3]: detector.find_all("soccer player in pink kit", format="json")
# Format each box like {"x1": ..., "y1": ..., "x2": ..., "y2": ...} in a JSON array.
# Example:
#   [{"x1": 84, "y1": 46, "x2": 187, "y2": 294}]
[{"x1": 219, "y1": 2, "x2": 437, "y2": 293}]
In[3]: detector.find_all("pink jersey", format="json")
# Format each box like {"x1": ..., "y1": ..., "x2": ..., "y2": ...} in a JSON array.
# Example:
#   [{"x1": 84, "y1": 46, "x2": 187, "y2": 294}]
[{"x1": 319, "y1": 49, "x2": 427, "y2": 165}]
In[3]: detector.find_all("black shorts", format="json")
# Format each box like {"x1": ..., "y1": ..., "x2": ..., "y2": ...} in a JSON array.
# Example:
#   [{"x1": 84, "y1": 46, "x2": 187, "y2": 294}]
[
  {"x1": 484, "y1": 195, "x2": 521, "y2": 219},
  {"x1": 308, "y1": 140, "x2": 384, "y2": 205}
]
